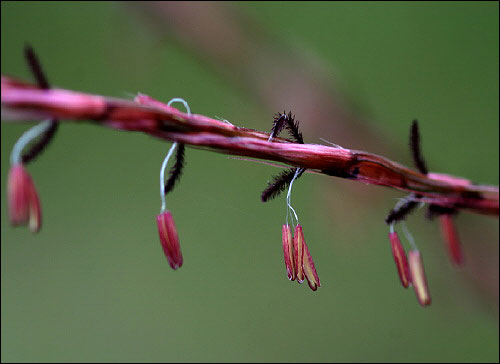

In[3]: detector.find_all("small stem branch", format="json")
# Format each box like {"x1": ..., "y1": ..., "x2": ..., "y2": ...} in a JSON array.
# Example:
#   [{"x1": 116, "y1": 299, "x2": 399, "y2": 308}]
[{"x1": 1, "y1": 75, "x2": 498, "y2": 216}]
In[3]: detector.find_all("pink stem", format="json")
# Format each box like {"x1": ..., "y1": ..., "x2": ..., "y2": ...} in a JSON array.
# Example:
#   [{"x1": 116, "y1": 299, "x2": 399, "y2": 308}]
[{"x1": 1, "y1": 75, "x2": 498, "y2": 217}]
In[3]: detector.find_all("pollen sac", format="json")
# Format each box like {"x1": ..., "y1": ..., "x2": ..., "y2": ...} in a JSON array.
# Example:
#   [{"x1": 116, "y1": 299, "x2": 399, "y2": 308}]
[
  {"x1": 293, "y1": 224, "x2": 305, "y2": 283},
  {"x1": 7, "y1": 164, "x2": 42, "y2": 232},
  {"x1": 439, "y1": 214, "x2": 464, "y2": 266},
  {"x1": 388, "y1": 232, "x2": 411, "y2": 288},
  {"x1": 8, "y1": 164, "x2": 29, "y2": 225},
  {"x1": 156, "y1": 210, "x2": 183, "y2": 270},
  {"x1": 302, "y1": 238, "x2": 321, "y2": 291},
  {"x1": 282, "y1": 224, "x2": 296, "y2": 281},
  {"x1": 408, "y1": 250, "x2": 431, "y2": 307},
  {"x1": 27, "y1": 180, "x2": 41, "y2": 233}
]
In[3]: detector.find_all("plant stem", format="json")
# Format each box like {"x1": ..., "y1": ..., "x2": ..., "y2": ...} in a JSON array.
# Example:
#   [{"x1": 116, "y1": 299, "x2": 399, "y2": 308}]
[{"x1": 1, "y1": 75, "x2": 498, "y2": 216}]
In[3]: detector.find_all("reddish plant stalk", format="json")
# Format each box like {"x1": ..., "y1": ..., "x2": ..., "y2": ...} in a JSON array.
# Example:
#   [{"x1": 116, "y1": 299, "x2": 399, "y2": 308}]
[{"x1": 1, "y1": 75, "x2": 498, "y2": 217}]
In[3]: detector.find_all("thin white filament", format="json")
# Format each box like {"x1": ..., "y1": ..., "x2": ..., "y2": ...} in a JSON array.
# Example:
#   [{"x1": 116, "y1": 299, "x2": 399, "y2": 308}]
[
  {"x1": 160, "y1": 142, "x2": 178, "y2": 213},
  {"x1": 167, "y1": 97, "x2": 191, "y2": 115},
  {"x1": 319, "y1": 137, "x2": 346, "y2": 150},
  {"x1": 401, "y1": 221, "x2": 418, "y2": 251},
  {"x1": 214, "y1": 116, "x2": 234, "y2": 125},
  {"x1": 160, "y1": 98, "x2": 191, "y2": 212},
  {"x1": 389, "y1": 194, "x2": 421, "y2": 249},
  {"x1": 10, "y1": 120, "x2": 52, "y2": 165},
  {"x1": 286, "y1": 168, "x2": 302, "y2": 227},
  {"x1": 393, "y1": 195, "x2": 412, "y2": 212}
]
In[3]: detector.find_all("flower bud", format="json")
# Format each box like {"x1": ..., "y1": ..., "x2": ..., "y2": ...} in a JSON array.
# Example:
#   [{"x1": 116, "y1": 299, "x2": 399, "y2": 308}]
[
  {"x1": 282, "y1": 224, "x2": 296, "y2": 281},
  {"x1": 7, "y1": 164, "x2": 41, "y2": 232},
  {"x1": 439, "y1": 214, "x2": 464, "y2": 266},
  {"x1": 388, "y1": 232, "x2": 411, "y2": 288},
  {"x1": 408, "y1": 250, "x2": 431, "y2": 307},
  {"x1": 157, "y1": 210, "x2": 183, "y2": 270},
  {"x1": 293, "y1": 224, "x2": 305, "y2": 283}
]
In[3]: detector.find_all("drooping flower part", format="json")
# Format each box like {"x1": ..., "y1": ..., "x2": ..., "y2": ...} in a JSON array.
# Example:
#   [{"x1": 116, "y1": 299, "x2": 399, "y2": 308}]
[
  {"x1": 7, "y1": 163, "x2": 41, "y2": 233},
  {"x1": 388, "y1": 231, "x2": 411, "y2": 288},
  {"x1": 154, "y1": 99, "x2": 191, "y2": 271},
  {"x1": 8, "y1": 164, "x2": 29, "y2": 225},
  {"x1": 284, "y1": 224, "x2": 320, "y2": 291},
  {"x1": 282, "y1": 224, "x2": 296, "y2": 281},
  {"x1": 294, "y1": 224, "x2": 305, "y2": 283},
  {"x1": 408, "y1": 250, "x2": 431, "y2": 307},
  {"x1": 157, "y1": 210, "x2": 183, "y2": 270},
  {"x1": 302, "y1": 237, "x2": 321, "y2": 291},
  {"x1": 439, "y1": 214, "x2": 464, "y2": 266},
  {"x1": 27, "y1": 181, "x2": 41, "y2": 233}
]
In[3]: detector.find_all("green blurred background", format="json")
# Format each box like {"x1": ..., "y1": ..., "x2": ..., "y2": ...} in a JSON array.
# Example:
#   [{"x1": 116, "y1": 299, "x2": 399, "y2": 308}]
[{"x1": 1, "y1": 2, "x2": 498, "y2": 362}]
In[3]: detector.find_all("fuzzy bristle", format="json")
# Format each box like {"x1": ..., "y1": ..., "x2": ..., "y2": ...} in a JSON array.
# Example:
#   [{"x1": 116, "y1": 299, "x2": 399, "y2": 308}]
[
  {"x1": 24, "y1": 44, "x2": 50, "y2": 90},
  {"x1": 164, "y1": 143, "x2": 186, "y2": 195},
  {"x1": 426, "y1": 204, "x2": 458, "y2": 220},
  {"x1": 385, "y1": 198, "x2": 419, "y2": 224},
  {"x1": 261, "y1": 168, "x2": 304, "y2": 202},
  {"x1": 21, "y1": 44, "x2": 59, "y2": 165},
  {"x1": 410, "y1": 120, "x2": 428, "y2": 175},
  {"x1": 269, "y1": 111, "x2": 304, "y2": 144},
  {"x1": 269, "y1": 111, "x2": 288, "y2": 141},
  {"x1": 284, "y1": 112, "x2": 304, "y2": 144}
]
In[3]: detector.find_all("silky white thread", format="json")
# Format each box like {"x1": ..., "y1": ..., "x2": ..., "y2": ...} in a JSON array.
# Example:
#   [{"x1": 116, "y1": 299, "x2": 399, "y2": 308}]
[
  {"x1": 401, "y1": 221, "x2": 418, "y2": 251},
  {"x1": 215, "y1": 116, "x2": 233, "y2": 125},
  {"x1": 390, "y1": 194, "x2": 424, "y2": 224},
  {"x1": 393, "y1": 195, "x2": 411, "y2": 212},
  {"x1": 160, "y1": 142, "x2": 178, "y2": 212},
  {"x1": 267, "y1": 115, "x2": 280, "y2": 142},
  {"x1": 389, "y1": 195, "x2": 420, "y2": 248},
  {"x1": 319, "y1": 137, "x2": 346, "y2": 150},
  {"x1": 10, "y1": 120, "x2": 52, "y2": 166},
  {"x1": 160, "y1": 98, "x2": 191, "y2": 212},
  {"x1": 167, "y1": 97, "x2": 191, "y2": 115},
  {"x1": 286, "y1": 168, "x2": 302, "y2": 227}
]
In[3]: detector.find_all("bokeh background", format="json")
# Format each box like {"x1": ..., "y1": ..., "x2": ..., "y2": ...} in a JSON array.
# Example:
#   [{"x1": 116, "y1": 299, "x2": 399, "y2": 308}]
[{"x1": 1, "y1": 2, "x2": 498, "y2": 362}]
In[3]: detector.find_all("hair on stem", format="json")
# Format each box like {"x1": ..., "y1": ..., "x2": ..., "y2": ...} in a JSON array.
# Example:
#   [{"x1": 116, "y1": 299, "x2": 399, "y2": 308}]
[
  {"x1": 24, "y1": 44, "x2": 50, "y2": 90},
  {"x1": 284, "y1": 111, "x2": 304, "y2": 144},
  {"x1": 410, "y1": 120, "x2": 428, "y2": 175},
  {"x1": 268, "y1": 111, "x2": 304, "y2": 144},
  {"x1": 164, "y1": 142, "x2": 185, "y2": 195},
  {"x1": 261, "y1": 167, "x2": 305, "y2": 202},
  {"x1": 385, "y1": 194, "x2": 419, "y2": 224},
  {"x1": 20, "y1": 44, "x2": 59, "y2": 165},
  {"x1": 262, "y1": 111, "x2": 306, "y2": 202}
]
